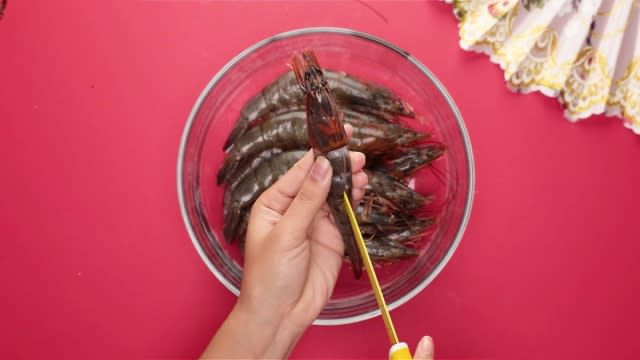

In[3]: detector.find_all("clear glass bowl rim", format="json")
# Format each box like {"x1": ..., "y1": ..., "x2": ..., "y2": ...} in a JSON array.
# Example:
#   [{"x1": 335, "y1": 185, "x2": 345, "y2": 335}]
[{"x1": 177, "y1": 27, "x2": 476, "y2": 325}]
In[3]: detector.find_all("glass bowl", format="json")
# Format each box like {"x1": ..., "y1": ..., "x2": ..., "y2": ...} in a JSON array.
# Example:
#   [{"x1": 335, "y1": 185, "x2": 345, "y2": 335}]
[{"x1": 177, "y1": 27, "x2": 474, "y2": 325}]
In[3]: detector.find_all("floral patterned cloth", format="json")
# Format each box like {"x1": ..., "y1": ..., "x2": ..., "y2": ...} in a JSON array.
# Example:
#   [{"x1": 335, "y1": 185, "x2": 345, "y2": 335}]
[{"x1": 445, "y1": 0, "x2": 640, "y2": 134}]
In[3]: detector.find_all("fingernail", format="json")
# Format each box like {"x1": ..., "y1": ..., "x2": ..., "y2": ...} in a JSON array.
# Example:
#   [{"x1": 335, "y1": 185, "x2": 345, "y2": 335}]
[
  {"x1": 419, "y1": 336, "x2": 434, "y2": 357},
  {"x1": 311, "y1": 157, "x2": 330, "y2": 182}
]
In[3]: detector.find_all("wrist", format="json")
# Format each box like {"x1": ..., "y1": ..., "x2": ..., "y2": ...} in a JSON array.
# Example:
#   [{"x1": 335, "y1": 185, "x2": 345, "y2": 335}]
[{"x1": 231, "y1": 300, "x2": 304, "y2": 358}]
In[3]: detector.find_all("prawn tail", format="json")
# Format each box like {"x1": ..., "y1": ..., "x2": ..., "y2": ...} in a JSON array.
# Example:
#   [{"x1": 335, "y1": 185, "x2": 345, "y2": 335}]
[
  {"x1": 328, "y1": 195, "x2": 364, "y2": 279},
  {"x1": 224, "y1": 114, "x2": 249, "y2": 150},
  {"x1": 217, "y1": 157, "x2": 240, "y2": 185},
  {"x1": 223, "y1": 206, "x2": 243, "y2": 243}
]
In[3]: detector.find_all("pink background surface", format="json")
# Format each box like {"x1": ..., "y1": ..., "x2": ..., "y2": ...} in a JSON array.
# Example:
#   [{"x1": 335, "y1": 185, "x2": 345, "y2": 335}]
[{"x1": 2, "y1": 1, "x2": 639, "y2": 359}]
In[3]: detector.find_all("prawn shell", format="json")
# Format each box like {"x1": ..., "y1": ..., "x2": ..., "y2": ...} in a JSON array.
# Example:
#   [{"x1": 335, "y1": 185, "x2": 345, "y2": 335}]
[
  {"x1": 217, "y1": 112, "x2": 309, "y2": 185},
  {"x1": 365, "y1": 170, "x2": 429, "y2": 210},
  {"x1": 371, "y1": 142, "x2": 446, "y2": 180},
  {"x1": 292, "y1": 49, "x2": 363, "y2": 278},
  {"x1": 219, "y1": 51, "x2": 446, "y2": 272},
  {"x1": 223, "y1": 69, "x2": 416, "y2": 150},
  {"x1": 223, "y1": 150, "x2": 307, "y2": 243},
  {"x1": 218, "y1": 110, "x2": 426, "y2": 185},
  {"x1": 365, "y1": 238, "x2": 418, "y2": 261},
  {"x1": 223, "y1": 148, "x2": 283, "y2": 219}
]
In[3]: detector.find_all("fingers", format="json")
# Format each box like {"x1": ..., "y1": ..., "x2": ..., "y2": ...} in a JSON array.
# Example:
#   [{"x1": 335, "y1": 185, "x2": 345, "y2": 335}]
[
  {"x1": 276, "y1": 156, "x2": 333, "y2": 245},
  {"x1": 350, "y1": 151, "x2": 365, "y2": 173},
  {"x1": 251, "y1": 151, "x2": 315, "y2": 218},
  {"x1": 344, "y1": 124, "x2": 353, "y2": 141},
  {"x1": 413, "y1": 336, "x2": 434, "y2": 360},
  {"x1": 250, "y1": 146, "x2": 367, "y2": 240},
  {"x1": 352, "y1": 170, "x2": 367, "y2": 189},
  {"x1": 351, "y1": 170, "x2": 367, "y2": 204},
  {"x1": 349, "y1": 151, "x2": 367, "y2": 205}
]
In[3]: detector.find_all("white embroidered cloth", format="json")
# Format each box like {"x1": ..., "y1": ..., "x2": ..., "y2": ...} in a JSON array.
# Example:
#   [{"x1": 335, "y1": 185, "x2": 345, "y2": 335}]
[{"x1": 445, "y1": 0, "x2": 640, "y2": 134}]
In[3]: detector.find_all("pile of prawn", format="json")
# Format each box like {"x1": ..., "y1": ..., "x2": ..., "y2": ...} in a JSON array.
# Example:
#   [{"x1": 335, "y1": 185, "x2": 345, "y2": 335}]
[{"x1": 218, "y1": 51, "x2": 445, "y2": 274}]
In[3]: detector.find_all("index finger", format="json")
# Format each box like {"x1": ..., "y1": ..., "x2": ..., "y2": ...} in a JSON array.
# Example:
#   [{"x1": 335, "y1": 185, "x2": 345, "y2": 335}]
[
  {"x1": 345, "y1": 123, "x2": 354, "y2": 141},
  {"x1": 252, "y1": 150, "x2": 315, "y2": 217}
]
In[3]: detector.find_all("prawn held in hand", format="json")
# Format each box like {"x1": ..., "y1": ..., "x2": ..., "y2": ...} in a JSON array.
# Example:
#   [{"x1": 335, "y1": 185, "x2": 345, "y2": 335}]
[{"x1": 291, "y1": 49, "x2": 364, "y2": 279}]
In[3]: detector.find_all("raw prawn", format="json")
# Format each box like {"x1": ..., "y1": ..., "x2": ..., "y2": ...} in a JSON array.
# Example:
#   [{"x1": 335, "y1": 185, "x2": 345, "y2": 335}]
[
  {"x1": 365, "y1": 170, "x2": 429, "y2": 210},
  {"x1": 218, "y1": 51, "x2": 447, "y2": 266},
  {"x1": 223, "y1": 150, "x2": 307, "y2": 243},
  {"x1": 224, "y1": 69, "x2": 415, "y2": 150},
  {"x1": 365, "y1": 238, "x2": 418, "y2": 261},
  {"x1": 371, "y1": 143, "x2": 446, "y2": 179},
  {"x1": 217, "y1": 109, "x2": 428, "y2": 185},
  {"x1": 291, "y1": 49, "x2": 364, "y2": 279}
]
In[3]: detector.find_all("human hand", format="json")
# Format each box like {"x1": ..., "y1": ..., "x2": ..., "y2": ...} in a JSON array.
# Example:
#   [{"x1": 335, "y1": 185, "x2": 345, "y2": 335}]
[
  {"x1": 240, "y1": 149, "x2": 367, "y2": 323},
  {"x1": 412, "y1": 336, "x2": 435, "y2": 360},
  {"x1": 201, "y1": 125, "x2": 367, "y2": 359}
]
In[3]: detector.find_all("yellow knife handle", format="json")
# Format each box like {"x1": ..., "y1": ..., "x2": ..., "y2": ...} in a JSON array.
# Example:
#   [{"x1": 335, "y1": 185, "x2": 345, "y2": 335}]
[{"x1": 389, "y1": 342, "x2": 412, "y2": 360}]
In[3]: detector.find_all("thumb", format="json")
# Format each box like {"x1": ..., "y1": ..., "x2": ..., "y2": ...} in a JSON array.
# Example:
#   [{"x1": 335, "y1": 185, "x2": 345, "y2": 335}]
[
  {"x1": 276, "y1": 156, "x2": 332, "y2": 244},
  {"x1": 413, "y1": 336, "x2": 434, "y2": 360}
]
